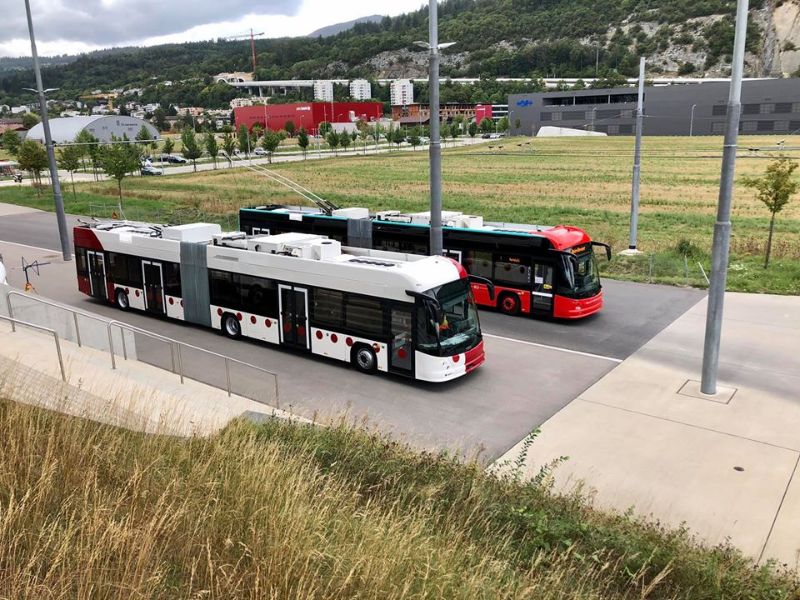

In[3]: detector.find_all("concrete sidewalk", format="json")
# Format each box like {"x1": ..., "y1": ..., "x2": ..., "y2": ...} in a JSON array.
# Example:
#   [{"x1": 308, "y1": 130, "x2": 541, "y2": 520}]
[
  {"x1": 0, "y1": 316, "x2": 300, "y2": 437},
  {"x1": 498, "y1": 292, "x2": 800, "y2": 566}
]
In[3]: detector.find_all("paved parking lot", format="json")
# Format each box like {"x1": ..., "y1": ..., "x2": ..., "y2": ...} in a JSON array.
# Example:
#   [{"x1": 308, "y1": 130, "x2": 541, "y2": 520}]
[{"x1": 0, "y1": 208, "x2": 705, "y2": 458}]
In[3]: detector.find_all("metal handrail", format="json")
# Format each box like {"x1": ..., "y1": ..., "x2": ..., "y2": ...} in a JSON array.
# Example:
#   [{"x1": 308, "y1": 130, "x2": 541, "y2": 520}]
[
  {"x1": 0, "y1": 314, "x2": 66, "y2": 381},
  {"x1": 5, "y1": 290, "x2": 280, "y2": 404}
]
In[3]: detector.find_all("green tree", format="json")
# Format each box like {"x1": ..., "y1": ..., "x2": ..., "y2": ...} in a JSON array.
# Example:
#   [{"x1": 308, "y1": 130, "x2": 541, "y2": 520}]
[
  {"x1": 297, "y1": 127, "x2": 309, "y2": 158},
  {"x1": 237, "y1": 124, "x2": 250, "y2": 155},
  {"x1": 76, "y1": 129, "x2": 99, "y2": 180},
  {"x1": 22, "y1": 112, "x2": 40, "y2": 130},
  {"x1": 339, "y1": 129, "x2": 352, "y2": 152},
  {"x1": 468, "y1": 122, "x2": 478, "y2": 138},
  {"x1": 2, "y1": 129, "x2": 21, "y2": 155},
  {"x1": 204, "y1": 132, "x2": 219, "y2": 169},
  {"x1": 409, "y1": 129, "x2": 421, "y2": 151},
  {"x1": 319, "y1": 121, "x2": 332, "y2": 136},
  {"x1": 741, "y1": 157, "x2": 800, "y2": 268},
  {"x1": 357, "y1": 124, "x2": 369, "y2": 155},
  {"x1": 162, "y1": 137, "x2": 175, "y2": 155},
  {"x1": 450, "y1": 123, "x2": 460, "y2": 140},
  {"x1": 135, "y1": 125, "x2": 152, "y2": 147},
  {"x1": 326, "y1": 130, "x2": 339, "y2": 155},
  {"x1": 98, "y1": 136, "x2": 141, "y2": 217},
  {"x1": 17, "y1": 140, "x2": 48, "y2": 196},
  {"x1": 181, "y1": 127, "x2": 202, "y2": 171},
  {"x1": 261, "y1": 130, "x2": 282, "y2": 163},
  {"x1": 370, "y1": 123, "x2": 383, "y2": 144},
  {"x1": 440, "y1": 124, "x2": 449, "y2": 145},
  {"x1": 252, "y1": 123, "x2": 263, "y2": 141},
  {"x1": 284, "y1": 120, "x2": 296, "y2": 137},
  {"x1": 480, "y1": 118, "x2": 493, "y2": 134},
  {"x1": 221, "y1": 131, "x2": 236, "y2": 165},
  {"x1": 497, "y1": 116, "x2": 510, "y2": 134},
  {"x1": 153, "y1": 107, "x2": 167, "y2": 131},
  {"x1": 393, "y1": 127, "x2": 405, "y2": 149},
  {"x1": 56, "y1": 144, "x2": 82, "y2": 200}
]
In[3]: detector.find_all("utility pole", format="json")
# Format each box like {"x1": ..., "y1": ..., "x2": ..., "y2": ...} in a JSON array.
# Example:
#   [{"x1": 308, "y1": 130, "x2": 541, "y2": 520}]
[
  {"x1": 428, "y1": 0, "x2": 443, "y2": 257},
  {"x1": 690, "y1": 103, "x2": 697, "y2": 137},
  {"x1": 24, "y1": 0, "x2": 71, "y2": 261},
  {"x1": 623, "y1": 57, "x2": 646, "y2": 254},
  {"x1": 701, "y1": 0, "x2": 749, "y2": 395}
]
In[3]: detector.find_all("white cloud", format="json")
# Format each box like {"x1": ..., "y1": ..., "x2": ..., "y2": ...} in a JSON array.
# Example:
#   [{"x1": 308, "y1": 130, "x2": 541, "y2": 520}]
[{"x1": 0, "y1": 0, "x2": 428, "y2": 58}]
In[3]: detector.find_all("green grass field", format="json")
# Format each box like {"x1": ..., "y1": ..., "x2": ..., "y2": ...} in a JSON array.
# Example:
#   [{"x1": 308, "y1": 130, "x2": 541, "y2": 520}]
[
  {"x1": 2, "y1": 134, "x2": 799, "y2": 293},
  {"x1": 0, "y1": 393, "x2": 796, "y2": 599}
]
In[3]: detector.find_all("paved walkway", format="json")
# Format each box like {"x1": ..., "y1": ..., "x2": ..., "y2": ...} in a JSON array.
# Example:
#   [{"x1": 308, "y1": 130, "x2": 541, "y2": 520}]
[{"x1": 498, "y1": 292, "x2": 800, "y2": 566}]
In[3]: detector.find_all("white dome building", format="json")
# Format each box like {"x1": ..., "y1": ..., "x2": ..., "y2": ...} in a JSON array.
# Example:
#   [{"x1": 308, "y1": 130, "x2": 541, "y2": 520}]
[{"x1": 26, "y1": 115, "x2": 159, "y2": 145}]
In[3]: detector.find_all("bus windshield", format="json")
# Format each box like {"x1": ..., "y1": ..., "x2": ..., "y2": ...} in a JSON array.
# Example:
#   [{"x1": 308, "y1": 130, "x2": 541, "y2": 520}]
[
  {"x1": 417, "y1": 279, "x2": 481, "y2": 356},
  {"x1": 566, "y1": 250, "x2": 601, "y2": 295}
]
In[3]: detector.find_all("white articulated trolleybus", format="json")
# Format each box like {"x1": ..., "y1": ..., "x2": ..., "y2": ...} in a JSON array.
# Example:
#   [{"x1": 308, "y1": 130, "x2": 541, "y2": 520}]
[{"x1": 73, "y1": 221, "x2": 490, "y2": 382}]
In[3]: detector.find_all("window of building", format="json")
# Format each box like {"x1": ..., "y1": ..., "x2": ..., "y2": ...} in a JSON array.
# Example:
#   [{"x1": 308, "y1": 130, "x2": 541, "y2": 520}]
[
  {"x1": 774, "y1": 120, "x2": 789, "y2": 132},
  {"x1": 760, "y1": 103, "x2": 775, "y2": 115},
  {"x1": 775, "y1": 102, "x2": 793, "y2": 114},
  {"x1": 742, "y1": 104, "x2": 761, "y2": 115},
  {"x1": 711, "y1": 122, "x2": 726, "y2": 134},
  {"x1": 606, "y1": 125, "x2": 619, "y2": 135},
  {"x1": 712, "y1": 105, "x2": 727, "y2": 116},
  {"x1": 757, "y1": 120, "x2": 774, "y2": 132},
  {"x1": 618, "y1": 124, "x2": 633, "y2": 135},
  {"x1": 741, "y1": 121, "x2": 757, "y2": 132},
  {"x1": 790, "y1": 120, "x2": 800, "y2": 132},
  {"x1": 540, "y1": 112, "x2": 552, "y2": 121},
  {"x1": 598, "y1": 109, "x2": 618, "y2": 120}
]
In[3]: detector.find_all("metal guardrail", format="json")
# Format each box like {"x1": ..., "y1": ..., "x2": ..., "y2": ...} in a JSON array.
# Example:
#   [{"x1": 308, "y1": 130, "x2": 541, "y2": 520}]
[
  {"x1": 0, "y1": 314, "x2": 66, "y2": 382},
  {"x1": 4, "y1": 290, "x2": 280, "y2": 405}
]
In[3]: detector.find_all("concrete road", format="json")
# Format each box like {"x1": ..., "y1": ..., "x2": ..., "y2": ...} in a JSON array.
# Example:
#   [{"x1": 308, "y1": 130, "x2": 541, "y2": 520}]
[{"x1": 0, "y1": 208, "x2": 704, "y2": 458}]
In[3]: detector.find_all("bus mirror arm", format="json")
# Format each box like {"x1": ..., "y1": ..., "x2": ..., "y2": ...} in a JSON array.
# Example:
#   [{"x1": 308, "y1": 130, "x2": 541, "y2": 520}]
[
  {"x1": 592, "y1": 241, "x2": 612, "y2": 261},
  {"x1": 467, "y1": 275, "x2": 495, "y2": 301},
  {"x1": 549, "y1": 249, "x2": 579, "y2": 269}
]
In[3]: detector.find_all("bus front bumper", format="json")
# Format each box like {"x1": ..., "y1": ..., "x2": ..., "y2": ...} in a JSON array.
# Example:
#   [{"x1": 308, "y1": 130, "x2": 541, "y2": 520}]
[
  {"x1": 414, "y1": 340, "x2": 485, "y2": 383},
  {"x1": 553, "y1": 291, "x2": 604, "y2": 319}
]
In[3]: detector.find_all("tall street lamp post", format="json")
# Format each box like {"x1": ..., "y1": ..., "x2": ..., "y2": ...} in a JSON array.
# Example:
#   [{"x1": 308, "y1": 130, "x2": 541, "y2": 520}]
[
  {"x1": 23, "y1": 0, "x2": 71, "y2": 261},
  {"x1": 690, "y1": 103, "x2": 697, "y2": 137},
  {"x1": 415, "y1": 1, "x2": 455, "y2": 257}
]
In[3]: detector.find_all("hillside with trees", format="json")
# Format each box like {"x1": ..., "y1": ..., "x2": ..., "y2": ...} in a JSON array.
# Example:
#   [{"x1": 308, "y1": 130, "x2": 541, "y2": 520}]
[{"x1": 1, "y1": 0, "x2": 797, "y2": 109}]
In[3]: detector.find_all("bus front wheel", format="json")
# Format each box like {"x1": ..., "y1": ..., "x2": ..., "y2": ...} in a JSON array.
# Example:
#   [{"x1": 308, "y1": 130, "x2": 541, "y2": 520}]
[
  {"x1": 115, "y1": 288, "x2": 130, "y2": 311},
  {"x1": 222, "y1": 313, "x2": 241, "y2": 339},
  {"x1": 498, "y1": 293, "x2": 520, "y2": 316},
  {"x1": 352, "y1": 345, "x2": 377, "y2": 374}
]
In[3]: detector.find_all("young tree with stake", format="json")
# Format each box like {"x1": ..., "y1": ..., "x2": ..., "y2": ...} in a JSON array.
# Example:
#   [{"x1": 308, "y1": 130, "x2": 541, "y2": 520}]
[
  {"x1": 204, "y1": 132, "x2": 219, "y2": 169},
  {"x1": 98, "y1": 136, "x2": 141, "y2": 218},
  {"x1": 181, "y1": 127, "x2": 202, "y2": 172},
  {"x1": 297, "y1": 127, "x2": 309, "y2": 159},
  {"x1": 162, "y1": 137, "x2": 175, "y2": 156},
  {"x1": 742, "y1": 157, "x2": 799, "y2": 268},
  {"x1": 57, "y1": 144, "x2": 82, "y2": 200},
  {"x1": 261, "y1": 130, "x2": 281, "y2": 164},
  {"x1": 221, "y1": 132, "x2": 236, "y2": 166},
  {"x1": 326, "y1": 130, "x2": 339, "y2": 156},
  {"x1": 17, "y1": 140, "x2": 48, "y2": 196}
]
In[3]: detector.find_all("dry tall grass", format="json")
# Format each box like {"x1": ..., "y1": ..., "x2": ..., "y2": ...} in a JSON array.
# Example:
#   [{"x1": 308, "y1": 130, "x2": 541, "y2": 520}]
[{"x1": 0, "y1": 394, "x2": 656, "y2": 600}]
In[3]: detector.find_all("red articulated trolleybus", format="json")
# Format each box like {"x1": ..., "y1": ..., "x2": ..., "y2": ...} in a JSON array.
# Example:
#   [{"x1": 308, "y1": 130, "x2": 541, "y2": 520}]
[
  {"x1": 239, "y1": 206, "x2": 612, "y2": 320},
  {"x1": 73, "y1": 221, "x2": 489, "y2": 383}
]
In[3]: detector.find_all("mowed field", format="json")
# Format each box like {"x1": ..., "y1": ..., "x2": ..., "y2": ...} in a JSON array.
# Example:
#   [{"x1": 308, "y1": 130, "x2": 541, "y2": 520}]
[{"x1": 3, "y1": 134, "x2": 800, "y2": 293}]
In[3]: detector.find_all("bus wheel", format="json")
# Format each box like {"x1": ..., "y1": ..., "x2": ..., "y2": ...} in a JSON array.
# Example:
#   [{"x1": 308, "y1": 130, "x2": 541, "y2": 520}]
[
  {"x1": 115, "y1": 288, "x2": 130, "y2": 311},
  {"x1": 222, "y1": 313, "x2": 241, "y2": 339},
  {"x1": 499, "y1": 293, "x2": 520, "y2": 316},
  {"x1": 352, "y1": 345, "x2": 377, "y2": 374}
]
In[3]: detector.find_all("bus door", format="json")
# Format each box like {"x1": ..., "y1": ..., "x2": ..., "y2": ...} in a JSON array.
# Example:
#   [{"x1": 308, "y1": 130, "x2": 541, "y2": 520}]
[
  {"x1": 532, "y1": 263, "x2": 554, "y2": 312},
  {"x1": 389, "y1": 306, "x2": 413, "y2": 375},
  {"x1": 279, "y1": 285, "x2": 309, "y2": 349},
  {"x1": 86, "y1": 250, "x2": 107, "y2": 300},
  {"x1": 142, "y1": 260, "x2": 165, "y2": 315}
]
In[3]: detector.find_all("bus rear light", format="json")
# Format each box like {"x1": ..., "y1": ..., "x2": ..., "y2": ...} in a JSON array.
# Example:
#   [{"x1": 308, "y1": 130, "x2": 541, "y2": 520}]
[
  {"x1": 236, "y1": 313, "x2": 242, "y2": 321},
  {"x1": 315, "y1": 330, "x2": 323, "y2": 340},
  {"x1": 331, "y1": 334, "x2": 338, "y2": 343},
  {"x1": 135, "y1": 290, "x2": 140, "y2": 297},
  {"x1": 372, "y1": 343, "x2": 380, "y2": 353},
  {"x1": 250, "y1": 315, "x2": 257, "y2": 324},
  {"x1": 169, "y1": 297, "x2": 174, "y2": 305},
  {"x1": 346, "y1": 337, "x2": 353, "y2": 347},
  {"x1": 217, "y1": 308, "x2": 223, "y2": 316},
  {"x1": 125, "y1": 287, "x2": 129, "y2": 294},
  {"x1": 453, "y1": 355, "x2": 460, "y2": 363},
  {"x1": 265, "y1": 319, "x2": 271, "y2": 327}
]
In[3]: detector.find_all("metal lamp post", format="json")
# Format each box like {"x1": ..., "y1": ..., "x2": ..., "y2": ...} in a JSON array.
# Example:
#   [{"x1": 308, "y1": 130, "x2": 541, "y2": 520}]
[
  {"x1": 701, "y1": 0, "x2": 749, "y2": 395},
  {"x1": 23, "y1": 0, "x2": 71, "y2": 261},
  {"x1": 690, "y1": 103, "x2": 697, "y2": 137},
  {"x1": 415, "y1": 0, "x2": 455, "y2": 257}
]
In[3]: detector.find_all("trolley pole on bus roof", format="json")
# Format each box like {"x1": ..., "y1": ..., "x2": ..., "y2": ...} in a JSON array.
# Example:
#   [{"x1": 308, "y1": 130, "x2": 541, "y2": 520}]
[
  {"x1": 623, "y1": 57, "x2": 646, "y2": 255},
  {"x1": 24, "y1": 0, "x2": 71, "y2": 262},
  {"x1": 701, "y1": 0, "x2": 749, "y2": 395}
]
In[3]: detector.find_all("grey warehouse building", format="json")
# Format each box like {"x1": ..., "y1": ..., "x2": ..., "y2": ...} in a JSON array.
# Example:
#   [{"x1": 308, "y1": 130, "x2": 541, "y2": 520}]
[
  {"x1": 509, "y1": 78, "x2": 800, "y2": 137},
  {"x1": 26, "y1": 115, "x2": 159, "y2": 145}
]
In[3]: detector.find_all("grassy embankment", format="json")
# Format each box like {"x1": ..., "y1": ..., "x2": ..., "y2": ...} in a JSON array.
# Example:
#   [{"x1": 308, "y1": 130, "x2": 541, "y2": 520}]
[
  {"x1": 1, "y1": 135, "x2": 799, "y2": 294},
  {"x1": 0, "y1": 393, "x2": 796, "y2": 599}
]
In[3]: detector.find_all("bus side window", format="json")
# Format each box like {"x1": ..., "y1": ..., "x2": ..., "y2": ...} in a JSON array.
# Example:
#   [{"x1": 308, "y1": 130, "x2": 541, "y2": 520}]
[
  {"x1": 466, "y1": 250, "x2": 492, "y2": 279},
  {"x1": 239, "y1": 274, "x2": 278, "y2": 317},
  {"x1": 209, "y1": 269, "x2": 238, "y2": 309},
  {"x1": 345, "y1": 295, "x2": 385, "y2": 338},
  {"x1": 108, "y1": 252, "x2": 127, "y2": 283},
  {"x1": 494, "y1": 255, "x2": 531, "y2": 286},
  {"x1": 75, "y1": 247, "x2": 88, "y2": 277},
  {"x1": 311, "y1": 289, "x2": 344, "y2": 330},
  {"x1": 163, "y1": 262, "x2": 182, "y2": 297},
  {"x1": 126, "y1": 255, "x2": 143, "y2": 287}
]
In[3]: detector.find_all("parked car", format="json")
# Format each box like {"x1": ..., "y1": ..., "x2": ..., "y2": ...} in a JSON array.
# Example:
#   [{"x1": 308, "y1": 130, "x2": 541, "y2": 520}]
[
  {"x1": 481, "y1": 133, "x2": 492, "y2": 139},
  {"x1": 253, "y1": 147, "x2": 267, "y2": 156},
  {"x1": 159, "y1": 154, "x2": 187, "y2": 164},
  {"x1": 140, "y1": 165, "x2": 163, "y2": 176}
]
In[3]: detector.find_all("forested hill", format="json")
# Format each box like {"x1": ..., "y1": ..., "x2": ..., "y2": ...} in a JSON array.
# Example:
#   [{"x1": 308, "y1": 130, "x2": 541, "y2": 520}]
[{"x1": 1, "y1": 0, "x2": 798, "y2": 107}]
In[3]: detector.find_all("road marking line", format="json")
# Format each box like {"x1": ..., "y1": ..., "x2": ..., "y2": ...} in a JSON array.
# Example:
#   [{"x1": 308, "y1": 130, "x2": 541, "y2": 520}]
[
  {"x1": 483, "y1": 333, "x2": 623, "y2": 363},
  {"x1": 0, "y1": 240, "x2": 62, "y2": 253}
]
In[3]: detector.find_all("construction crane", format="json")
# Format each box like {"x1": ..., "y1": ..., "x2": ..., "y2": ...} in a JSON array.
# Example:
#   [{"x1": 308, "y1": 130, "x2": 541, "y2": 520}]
[{"x1": 226, "y1": 29, "x2": 265, "y2": 75}]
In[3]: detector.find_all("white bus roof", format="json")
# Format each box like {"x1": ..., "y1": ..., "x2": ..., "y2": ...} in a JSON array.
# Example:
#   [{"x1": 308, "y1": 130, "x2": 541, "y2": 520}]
[{"x1": 80, "y1": 221, "x2": 464, "y2": 302}]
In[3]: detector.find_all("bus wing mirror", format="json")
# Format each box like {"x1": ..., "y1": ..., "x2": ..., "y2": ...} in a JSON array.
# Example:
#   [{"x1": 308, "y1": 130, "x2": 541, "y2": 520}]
[
  {"x1": 468, "y1": 275, "x2": 495, "y2": 301},
  {"x1": 405, "y1": 290, "x2": 442, "y2": 310},
  {"x1": 592, "y1": 241, "x2": 612, "y2": 261}
]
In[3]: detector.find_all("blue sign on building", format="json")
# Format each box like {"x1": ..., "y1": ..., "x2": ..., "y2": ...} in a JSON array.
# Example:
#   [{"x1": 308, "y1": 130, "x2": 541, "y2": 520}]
[{"x1": 516, "y1": 99, "x2": 534, "y2": 107}]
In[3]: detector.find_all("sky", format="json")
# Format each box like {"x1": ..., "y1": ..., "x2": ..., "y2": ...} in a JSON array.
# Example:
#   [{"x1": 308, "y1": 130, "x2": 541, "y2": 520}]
[{"x1": 0, "y1": 0, "x2": 427, "y2": 58}]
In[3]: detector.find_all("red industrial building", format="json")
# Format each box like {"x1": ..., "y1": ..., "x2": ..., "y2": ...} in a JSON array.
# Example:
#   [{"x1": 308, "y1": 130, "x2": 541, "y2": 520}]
[
  {"x1": 475, "y1": 104, "x2": 493, "y2": 125},
  {"x1": 234, "y1": 102, "x2": 383, "y2": 134}
]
